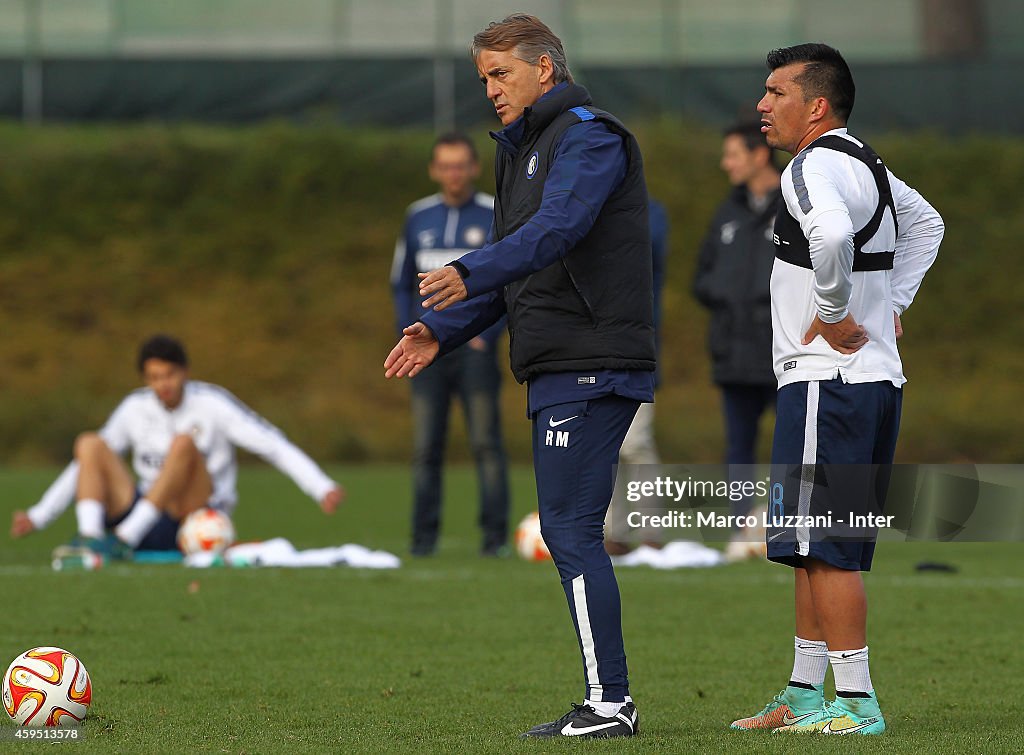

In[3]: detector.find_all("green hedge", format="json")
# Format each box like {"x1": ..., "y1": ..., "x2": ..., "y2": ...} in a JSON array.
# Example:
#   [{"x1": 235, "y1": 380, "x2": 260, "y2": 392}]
[{"x1": 0, "y1": 121, "x2": 1020, "y2": 465}]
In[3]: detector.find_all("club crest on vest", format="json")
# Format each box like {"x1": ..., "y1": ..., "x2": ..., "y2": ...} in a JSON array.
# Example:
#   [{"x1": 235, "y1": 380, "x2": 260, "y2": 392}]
[{"x1": 526, "y1": 151, "x2": 540, "y2": 180}]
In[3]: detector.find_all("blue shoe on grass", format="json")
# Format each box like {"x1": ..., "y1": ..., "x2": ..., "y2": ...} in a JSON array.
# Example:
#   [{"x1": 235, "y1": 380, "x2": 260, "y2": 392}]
[
  {"x1": 773, "y1": 691, "x2": 885, "y2": 735},
  {"x1": 52, "y1": 534, "x2": 132, "y2": 570}
]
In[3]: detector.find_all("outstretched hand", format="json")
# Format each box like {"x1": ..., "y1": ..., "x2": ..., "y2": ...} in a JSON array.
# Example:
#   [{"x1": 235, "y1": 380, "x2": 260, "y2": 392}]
[
  {"x1": 320, "y1": 486, "x2": 345, "y2": 514},
  {"x1": 802, "y1": 313, "x2": 869, "y2": 354},
  {"x1": 10, "y1": 510, "x2": 34, "y2": 538},
  {"x1": 384, "y1": 322, "x2": 440, "y2": 379},
  {"x1": 418, "y1": 266, "x2": 467, "y2": 312}
]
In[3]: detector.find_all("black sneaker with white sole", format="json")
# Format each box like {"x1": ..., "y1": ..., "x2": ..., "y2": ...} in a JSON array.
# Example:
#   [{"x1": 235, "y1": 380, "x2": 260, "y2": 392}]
[{"x1": 520, "y1": 702, "x2": 639, "y2": 739}]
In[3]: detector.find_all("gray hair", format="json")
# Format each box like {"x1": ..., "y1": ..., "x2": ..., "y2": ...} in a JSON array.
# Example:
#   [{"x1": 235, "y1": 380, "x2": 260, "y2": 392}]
[{"x1": 471, "y1": 14, "x2": 573, "y2": 85}]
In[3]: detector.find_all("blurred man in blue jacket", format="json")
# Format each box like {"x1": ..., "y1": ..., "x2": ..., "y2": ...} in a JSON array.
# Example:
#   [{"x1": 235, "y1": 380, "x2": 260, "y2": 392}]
[{"x1": 391, "y1": 133, "x2": 510, "y2": 557}]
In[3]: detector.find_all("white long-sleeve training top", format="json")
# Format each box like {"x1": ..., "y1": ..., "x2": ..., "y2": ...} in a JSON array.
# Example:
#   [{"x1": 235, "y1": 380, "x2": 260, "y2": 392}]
[
  {"x1": 26, "y1": 381, "x2": 337, "y2": 530},
  {"x1": 771, "y1": 128, "x2": 944, "y2": 388}
]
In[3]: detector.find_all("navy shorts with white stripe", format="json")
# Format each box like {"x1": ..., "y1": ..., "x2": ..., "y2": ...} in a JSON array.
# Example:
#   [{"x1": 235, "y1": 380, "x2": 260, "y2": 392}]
[{"x1": 767, "y1": 377, "x2": 902, "y2": 572}]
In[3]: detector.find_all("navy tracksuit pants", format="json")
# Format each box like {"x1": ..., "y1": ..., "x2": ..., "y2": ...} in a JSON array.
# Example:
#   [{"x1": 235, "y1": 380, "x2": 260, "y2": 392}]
[{"x1": 532, "y1": 394, "x2": 640, "y2": 703}]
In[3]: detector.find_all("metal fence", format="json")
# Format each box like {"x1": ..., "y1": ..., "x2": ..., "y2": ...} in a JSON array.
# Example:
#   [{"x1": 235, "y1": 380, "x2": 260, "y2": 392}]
[
  {"x1": 1, "y1": 0, "x2": 1020, "y2": 130},
  {"x1": 6, "y1": 0, "x2": 1019, "y2": 60}
]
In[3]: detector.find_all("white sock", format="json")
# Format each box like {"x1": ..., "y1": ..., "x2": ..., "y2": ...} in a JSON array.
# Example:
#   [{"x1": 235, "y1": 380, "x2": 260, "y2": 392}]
[
  {"x1": 113, "y1": 499, "x2": 161, "y2": 548},
  {"x1": 585, "y1": 699, "x2": 625, "y2": 718},
  {"x1": 829, "y1": 646, "x2": 873, "y2": 694},
  {"x1": 791, "y1": 636, "x2": 829, "y2": 687},
  {"x1": 75, "y1": 499, "x2": 106, "y2": 539}
]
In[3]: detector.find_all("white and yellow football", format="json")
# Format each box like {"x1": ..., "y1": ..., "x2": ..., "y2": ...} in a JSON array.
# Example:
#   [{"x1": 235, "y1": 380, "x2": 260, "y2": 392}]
[
  {"x1": 177, "y1": 507, "x2": 236, "y2": 556},
  {"x1": 3, "y1": 646, "x2": 91, "y2": 727},
  {"x1": 514, "y1": 511, "x2": 552, "y2": 562}
]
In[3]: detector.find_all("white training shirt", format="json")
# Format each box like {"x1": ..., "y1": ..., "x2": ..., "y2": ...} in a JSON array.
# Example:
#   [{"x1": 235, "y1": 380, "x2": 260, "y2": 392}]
[
  {"x1": 771, "y1": 128, "x2": 944, "y2": 388},
  {"x1": 26, "y1": 381, "x2": 338, "y2": 530}
]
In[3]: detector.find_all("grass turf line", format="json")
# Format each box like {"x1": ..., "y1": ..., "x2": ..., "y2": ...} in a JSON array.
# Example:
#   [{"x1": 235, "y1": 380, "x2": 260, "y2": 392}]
[{"x1": 0, "y1": 466, "x2": 1021, "y2": 753}]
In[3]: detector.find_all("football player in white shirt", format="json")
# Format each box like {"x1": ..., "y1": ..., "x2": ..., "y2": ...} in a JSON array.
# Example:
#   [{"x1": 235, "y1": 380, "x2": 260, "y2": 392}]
[
  {"x1": 729, "y1": 44, "x2": 941, "y2": 736},
  {"x1": 10, "y1": 335, "x2": 344, "y2": 561}
]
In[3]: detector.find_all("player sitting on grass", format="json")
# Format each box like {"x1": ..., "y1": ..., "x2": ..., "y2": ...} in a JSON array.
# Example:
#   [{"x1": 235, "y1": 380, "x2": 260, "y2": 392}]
[{"x1": 9, "y1": 334, "x2": 344, "y2": 564}]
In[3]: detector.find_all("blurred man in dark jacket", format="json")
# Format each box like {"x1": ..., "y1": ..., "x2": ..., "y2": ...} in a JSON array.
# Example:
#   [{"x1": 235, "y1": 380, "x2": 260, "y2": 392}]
[{"x1": 693, "y1": 121, "x2": 781, "y2": 561}]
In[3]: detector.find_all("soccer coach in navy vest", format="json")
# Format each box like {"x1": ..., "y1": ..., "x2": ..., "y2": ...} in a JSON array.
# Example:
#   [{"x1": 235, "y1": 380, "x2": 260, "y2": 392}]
[{"x1": 384, "y1": 14, "x2": 652, "y2": 740}]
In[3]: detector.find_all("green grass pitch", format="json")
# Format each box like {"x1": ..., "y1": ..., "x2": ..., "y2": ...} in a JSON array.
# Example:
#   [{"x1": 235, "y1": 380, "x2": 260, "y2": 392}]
[{"x1": 1, "y1": 465, "x2": 1022, "y2": 753}]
